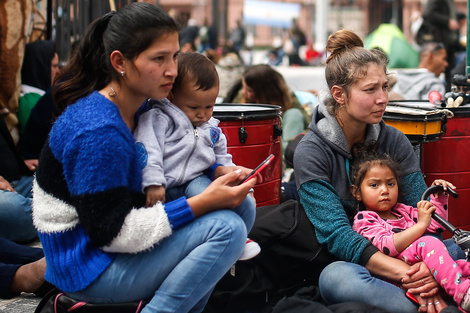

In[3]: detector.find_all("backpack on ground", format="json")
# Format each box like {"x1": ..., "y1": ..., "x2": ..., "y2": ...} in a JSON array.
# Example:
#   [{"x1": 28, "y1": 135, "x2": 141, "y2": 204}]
[{"x1": 203, "y1": 199, "x2": 337, "y2": 313}]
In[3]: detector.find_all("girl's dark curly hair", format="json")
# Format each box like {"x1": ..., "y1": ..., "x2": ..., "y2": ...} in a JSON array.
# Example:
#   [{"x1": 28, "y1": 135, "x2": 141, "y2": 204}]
[{"x1": 350, "y1": 141, "x2": 402, "y2": 210}]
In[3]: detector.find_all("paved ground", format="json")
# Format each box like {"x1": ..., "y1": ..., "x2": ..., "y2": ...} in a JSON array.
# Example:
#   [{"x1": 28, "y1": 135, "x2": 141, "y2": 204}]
[{"x1": 0, "y1": 294, "x2": 41, "y2": 313}]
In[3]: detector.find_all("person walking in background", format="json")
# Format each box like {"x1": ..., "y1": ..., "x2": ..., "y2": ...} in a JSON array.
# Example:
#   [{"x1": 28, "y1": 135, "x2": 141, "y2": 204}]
[
  {"x1": 197, "y1": 18, "x2": 217, "y2": 53},
  {"x1": 285, "y1": 18, "x2": 307, "y2": 66},
  {"x1": 32, "y1": 3, "x2": 257, "y2": 312},
  {"x1": 229, "y1": 20, "x2": 246, "y2": 52},
  {"x1": 420, "y1": 0, "x2": 460, "y2": 91},
  {"x1": 390, "y1": 42, "x2": 448, "y2": 101},
  {"x1": 179, "y1": 17, "x2": 199, "y2": 53}
]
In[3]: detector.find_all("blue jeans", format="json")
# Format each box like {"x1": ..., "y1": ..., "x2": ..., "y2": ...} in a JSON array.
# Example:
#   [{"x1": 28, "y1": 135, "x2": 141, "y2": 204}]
[
  {"x1": 68, "y1": 210, "x2": 248, "y2": 313},
  {"x1": 68, "y1": 175, "x2": 255, "y2": 312},
  {"x1": 166, "y1": 175, "x2": 256, "y2": 233},
  {"x1": 0, "y1": 176, "x2": 37, "y2": 243},
  {"x1": 319, "y1": 239, "x2": 463, "y2": 313}
]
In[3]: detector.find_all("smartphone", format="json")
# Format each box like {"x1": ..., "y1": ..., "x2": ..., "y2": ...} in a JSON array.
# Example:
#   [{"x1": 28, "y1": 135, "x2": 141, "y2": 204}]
[
  {"x1": 405, "y1": 291, "x2": 419, "y2": 304},
  {"x1": 238, "y1": 154, "x2": 275, "y2": 185}
]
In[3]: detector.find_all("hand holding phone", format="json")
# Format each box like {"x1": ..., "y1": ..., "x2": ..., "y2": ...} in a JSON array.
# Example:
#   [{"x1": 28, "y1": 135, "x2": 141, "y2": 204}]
[{"x1": 238, "y1": 154, "x2": 275, "y2": 185}]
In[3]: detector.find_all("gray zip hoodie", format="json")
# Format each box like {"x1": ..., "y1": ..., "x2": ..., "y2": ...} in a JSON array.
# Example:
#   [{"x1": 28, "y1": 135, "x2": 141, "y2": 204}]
[
  {"x1": 134, "y1": 98, "x2": 234, "y2": 191},
  {"x1": 391, "y1": 68, "x2": 446, "y2": 101}
]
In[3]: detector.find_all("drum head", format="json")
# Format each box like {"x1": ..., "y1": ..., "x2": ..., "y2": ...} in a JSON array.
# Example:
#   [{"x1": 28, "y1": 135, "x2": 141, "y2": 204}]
[{"x1": 214, "y1": 103, "x2": 281, "y2": 120}]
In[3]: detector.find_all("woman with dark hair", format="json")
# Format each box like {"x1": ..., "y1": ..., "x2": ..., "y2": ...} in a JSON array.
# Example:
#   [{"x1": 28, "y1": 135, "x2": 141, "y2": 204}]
[
  {"x1": 32, "y1": 3, "x2": 256, "y2": 312},
  {"x1": 229, "y1": 64, "x2": 311, "y2": 153}
]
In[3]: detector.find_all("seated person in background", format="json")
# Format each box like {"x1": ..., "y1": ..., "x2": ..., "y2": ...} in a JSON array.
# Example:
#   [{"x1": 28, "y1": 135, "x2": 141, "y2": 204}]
[
  {"x1": 228, "y1": 64, "x2": 311, "y2": 154},
  {"x1": 390, "y1": 42, "x2": 448, "y2": 101},
  {"x1": 0, "y1": 237, "x2": 52, "y2": 299},
  {"x1": 134, "y1": 52, "x2": 260, "y2": 261},
  {"x1": 0, "y1": 114, "x2": 37, "y2": 244},
  {"x1": 216, "y1": 45, "x2": 245, "y2": 102},
  {"x1": 19, "y1": 87, "x2": 58, "y2": 160},
  {"x1": 18, "y1": 40, "x2": 59, "y2": 130}
]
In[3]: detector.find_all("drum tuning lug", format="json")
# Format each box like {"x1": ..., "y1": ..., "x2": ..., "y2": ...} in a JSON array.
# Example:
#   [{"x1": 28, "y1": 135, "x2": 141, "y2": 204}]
[
  {"x1": 238, "y1": 127, "x2": 248, "y2": 144},
  {"x1": 273, "y1": 125, "x2": 282, "y2": 139}
]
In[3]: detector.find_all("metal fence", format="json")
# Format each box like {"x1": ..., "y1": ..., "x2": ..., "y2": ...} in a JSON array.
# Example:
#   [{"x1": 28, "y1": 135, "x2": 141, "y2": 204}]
[{"x1": 48, "y1": 0, "x2": 135, "y2": 64}]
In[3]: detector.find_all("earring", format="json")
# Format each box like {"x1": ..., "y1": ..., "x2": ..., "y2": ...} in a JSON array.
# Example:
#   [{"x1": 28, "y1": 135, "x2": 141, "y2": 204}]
[{"x1": 120, "y1": 71, "x2": 125, "y2": 77}]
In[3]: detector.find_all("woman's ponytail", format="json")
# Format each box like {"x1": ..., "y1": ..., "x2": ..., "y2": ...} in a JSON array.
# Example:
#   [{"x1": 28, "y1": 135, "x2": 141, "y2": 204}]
[{"x1": 53, "y1": 11, "x2": 116, "y2": 112}]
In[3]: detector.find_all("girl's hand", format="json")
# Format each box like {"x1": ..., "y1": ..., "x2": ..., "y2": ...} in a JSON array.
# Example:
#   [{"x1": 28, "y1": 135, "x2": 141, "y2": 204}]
[
  {"x1": 416, "y1": 200, "x2": 435, "y2": 229},
  {"x1": 431, "y1": 180, "x2": 456, "y2": 197}
]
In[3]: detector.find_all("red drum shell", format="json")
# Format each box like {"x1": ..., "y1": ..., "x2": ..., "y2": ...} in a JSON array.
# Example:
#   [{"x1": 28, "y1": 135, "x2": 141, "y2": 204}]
[
  {"x1": 214, "y1": 104, "x2": 282, "y2": 207},
  {"x1": 421, "y1": 107, "x2": 470, "y2": 237}
]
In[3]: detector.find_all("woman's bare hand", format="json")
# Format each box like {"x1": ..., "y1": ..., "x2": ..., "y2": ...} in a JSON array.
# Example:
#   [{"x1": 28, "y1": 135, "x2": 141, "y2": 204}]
[
  {"x1": 0, "y1": 176, "x2": 15, "y2": 192},
  {"x1": 415, "y1": 293, "x2": 447, "y2": 313},
  {"x1": 402, "y1": 262, "x2": 439, "y2": 297},
  {"x1": 24, "y1": 159, "x2": 38, "y2": 171},
  {"x1": 214, "y1": 165, "x2": 263, "y2": 185},
  {"x1": 188, "y1": 170, "x2": 257, "y2": 217}
]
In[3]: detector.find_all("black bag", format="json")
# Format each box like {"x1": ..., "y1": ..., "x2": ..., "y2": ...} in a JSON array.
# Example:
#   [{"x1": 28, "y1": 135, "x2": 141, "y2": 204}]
[
  {"x1": 272, "y1": 286, "x2": 391, "y2": 313},
  {"x1": 204, "y1": 200, "x2": 337, "y2": 313},
  {"x1": 34, "y1": 288, "x2": 149, "y2": 313}
]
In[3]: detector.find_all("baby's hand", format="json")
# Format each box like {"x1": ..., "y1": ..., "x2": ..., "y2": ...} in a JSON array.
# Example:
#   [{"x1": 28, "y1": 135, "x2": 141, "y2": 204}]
[
  {"x1": 145, "y1": 185, "x2": 166, "y2": 207},
  {"x1": 431, "y1": 179, "x2": 456, "y2": 197}
]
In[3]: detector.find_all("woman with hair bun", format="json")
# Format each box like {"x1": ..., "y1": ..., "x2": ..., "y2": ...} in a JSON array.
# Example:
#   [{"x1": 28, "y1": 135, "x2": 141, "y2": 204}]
[
  {"x1": 294, "y1": 29, "x2": 460, "y2": 312},
  {"x1": 32, "y1": 3, "x2": 257, "y2": 312}
]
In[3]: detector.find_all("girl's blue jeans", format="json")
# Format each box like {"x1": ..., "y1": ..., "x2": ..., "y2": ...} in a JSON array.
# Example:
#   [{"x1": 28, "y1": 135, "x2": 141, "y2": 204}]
[
  {"x1": 68, "y1": 175, "x2": 256, "y2": 313},
  {"x1": 0, "y1": 175, "x2": 37, "y2": 243},
  {"x1": 319, "y1": 239, "x2": 463, "y2": 313}
]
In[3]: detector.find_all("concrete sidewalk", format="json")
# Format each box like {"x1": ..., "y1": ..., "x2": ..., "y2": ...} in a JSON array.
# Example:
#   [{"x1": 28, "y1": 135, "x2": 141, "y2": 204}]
[{"x1": 0, "y1": 293, "x2": 41, "y2": 313}]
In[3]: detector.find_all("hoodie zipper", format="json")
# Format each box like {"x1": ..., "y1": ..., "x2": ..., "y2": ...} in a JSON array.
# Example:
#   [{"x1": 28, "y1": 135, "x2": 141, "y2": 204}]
[{"x1": 175, "y1": 127, "x2": 199, "y2": 185}]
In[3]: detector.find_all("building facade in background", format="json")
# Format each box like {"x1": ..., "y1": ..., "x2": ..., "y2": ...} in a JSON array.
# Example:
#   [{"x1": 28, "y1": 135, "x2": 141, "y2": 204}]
[{"x1": 28, "y1": 0, "x2": 468, "y2": 62}]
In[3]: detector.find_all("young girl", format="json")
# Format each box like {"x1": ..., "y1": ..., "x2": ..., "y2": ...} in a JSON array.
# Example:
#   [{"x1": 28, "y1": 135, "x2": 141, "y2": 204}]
[{"x1": 350, "y1": 143, "x2": 470, "y2": 311}]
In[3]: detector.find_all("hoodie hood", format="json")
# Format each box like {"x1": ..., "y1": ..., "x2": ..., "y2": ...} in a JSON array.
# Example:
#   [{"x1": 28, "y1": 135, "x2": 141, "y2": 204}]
[
  {"x1": 21, "y1": 40, "x2": 55, "y2": 91},
  {"x1": 391, "y1": 69, "x2": 445, "y2": 100},
  {"x1": 309, "y1": 103, "x2": 381, "y2": 157}
]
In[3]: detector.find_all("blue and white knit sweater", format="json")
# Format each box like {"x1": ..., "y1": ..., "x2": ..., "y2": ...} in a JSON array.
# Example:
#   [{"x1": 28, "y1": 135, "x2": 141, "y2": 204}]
[{"x1": 32, "y1": 91, "x2": 195, "y2": 292}]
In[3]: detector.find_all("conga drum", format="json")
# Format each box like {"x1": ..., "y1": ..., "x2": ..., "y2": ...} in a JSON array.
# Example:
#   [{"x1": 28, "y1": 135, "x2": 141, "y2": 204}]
[
  {"x1": 383, "y1": 103, "x2": 450, "y2": 145},
  {"x1": 421, "y1": 106, "x2": 470, "y2": 235},
  {"x1": 213, "y1": 104, "x2": 282, "y2": 207}
]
